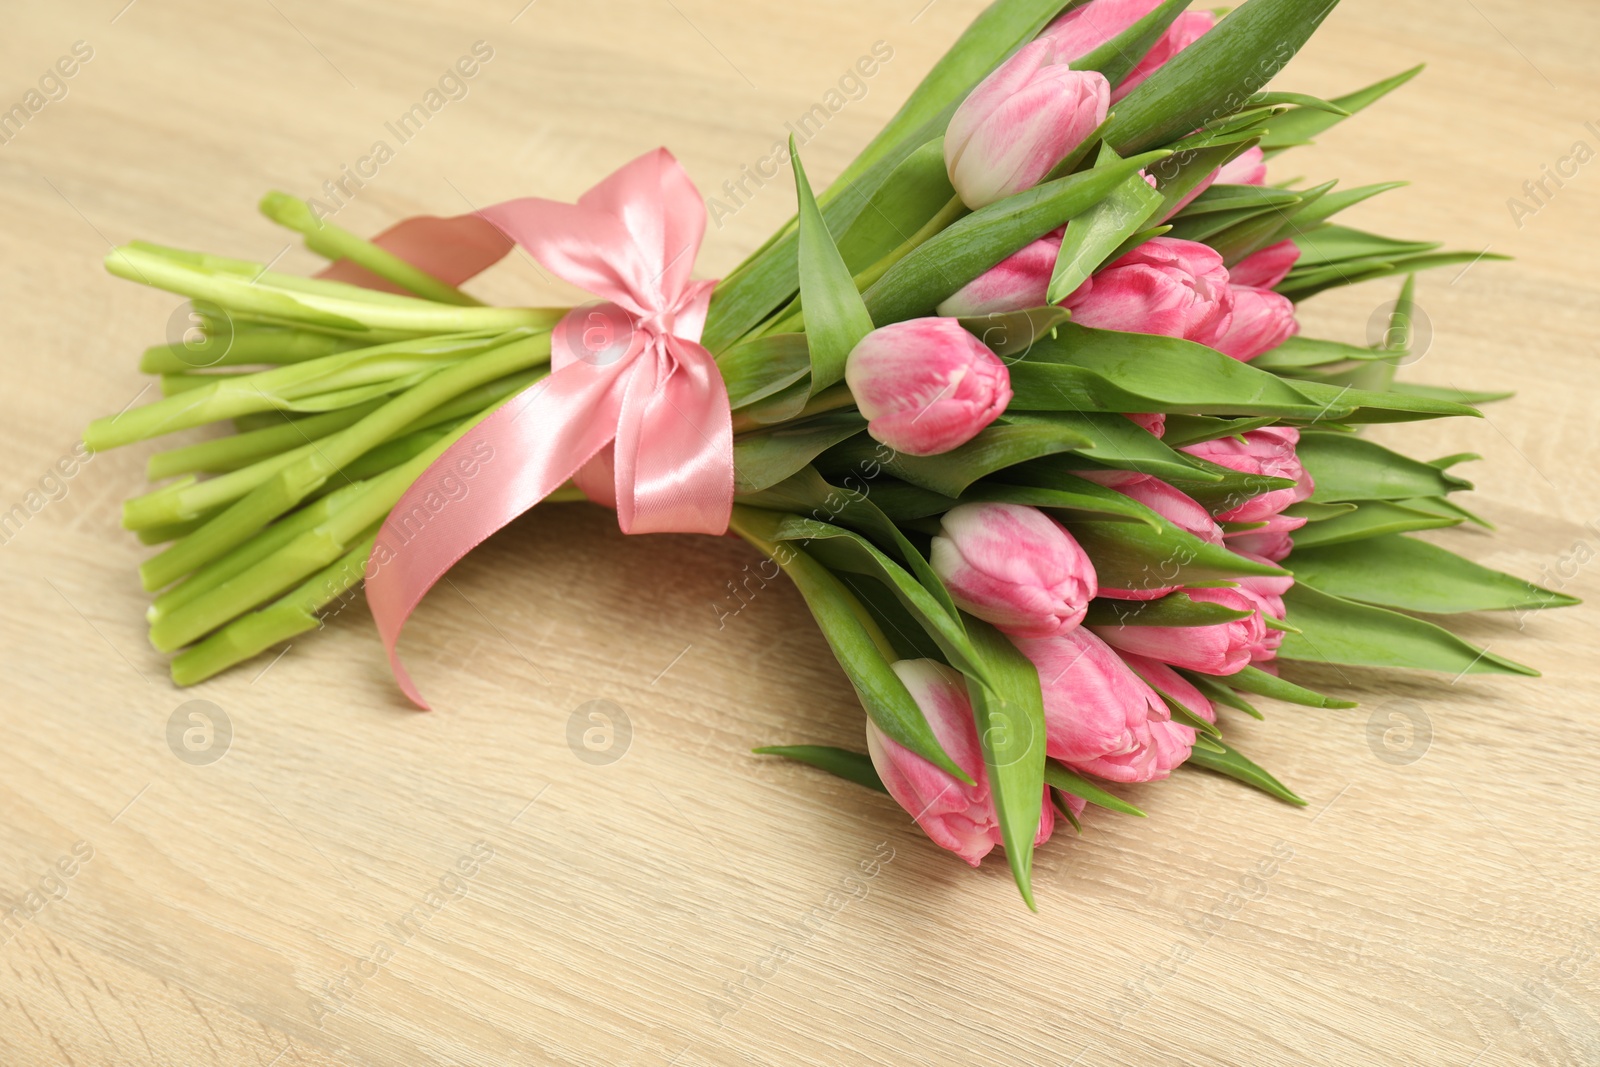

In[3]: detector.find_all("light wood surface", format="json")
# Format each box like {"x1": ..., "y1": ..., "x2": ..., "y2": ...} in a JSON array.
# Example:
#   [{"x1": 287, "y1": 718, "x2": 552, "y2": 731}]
[{"x1": 3, "y1": 1, "x2": 1598, "y2": 1064}]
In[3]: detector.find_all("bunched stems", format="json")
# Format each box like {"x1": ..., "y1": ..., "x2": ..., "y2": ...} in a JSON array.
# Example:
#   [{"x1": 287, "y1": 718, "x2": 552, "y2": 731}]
[{"x1": 137, "y1": 330, "x2": 553, "y2": 592}]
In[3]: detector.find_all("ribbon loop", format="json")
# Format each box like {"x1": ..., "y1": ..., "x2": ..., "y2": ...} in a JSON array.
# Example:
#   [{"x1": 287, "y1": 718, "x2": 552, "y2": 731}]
[{"x1": 349, "y1": 149, "x2": 734, "y2": 707}]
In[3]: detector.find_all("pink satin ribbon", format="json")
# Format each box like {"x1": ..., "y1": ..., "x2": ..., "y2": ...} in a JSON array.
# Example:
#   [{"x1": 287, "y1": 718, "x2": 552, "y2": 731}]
[{"x1": 328, "y1": 149, "x2": 733, "y2": 707}]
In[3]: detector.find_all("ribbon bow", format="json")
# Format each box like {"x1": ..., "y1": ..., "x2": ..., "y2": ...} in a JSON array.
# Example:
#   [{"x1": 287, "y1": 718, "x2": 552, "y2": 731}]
[{"x1": 342, "y1": 149, "x2": 733, "y2": 707}]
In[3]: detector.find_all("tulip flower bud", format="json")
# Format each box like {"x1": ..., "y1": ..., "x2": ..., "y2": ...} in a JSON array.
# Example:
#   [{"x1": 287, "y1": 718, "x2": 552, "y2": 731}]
[
  {"x1": 1215, "y1": 145, "x2": 1268, "y2": 187},
  {"x1": 945, "y1": 38, "x2": 1110, "y2": 209},
  {"x1": 1214, "y1": 285, "x2": 1299, "y2": 362},
  {"x1": 1091, "y1": 586, "x2": 1266, "y2": 675},
  {"x1": 865, "y1": 659, "x2": 1055, "y2": 867},
  {"x1": 1012, "y1": 628, "x2": 1177, "y2": 783},
  {"x1": 1228, "y1": 239, "x2": 1300, "y2": 289},
  {"x1": 1042, "y1": 0, "x2": 1167, "y2": 59},
  {"x1": 1114, "y1": 10, "x2": 1216, "y2": 101},
  {"x1": 845, "y1": 318, "x2": 1013, "y2": 457},
  {"x1": 935, "y1": 229, "x2": 1061, "y2": 317},
  {"x1": 1125, "y1": 412, "x2": 1167, "y2": 437},
  {"x1": 931, "y1": 502, "x2": 1098, "y2": 637},
  {"x1": 1117, "y1": 652, "x2": 1217, "y2": 774},
  {"x1": 1042, "y1": 0, "x2": 1216, "y2": 102},
  {"x1": 1061, "y1": 237, "x2": 1234, "y2": 346},
  {"x1": 1179, "y1": 426, "x2": 1313, "y2": 523},
  {"x1": 1231, "y1": 553, "x2": 1294, "y2": 663},
  {"x1": 1225, "y1": 513, "x2": 1307, "y2": 563}
]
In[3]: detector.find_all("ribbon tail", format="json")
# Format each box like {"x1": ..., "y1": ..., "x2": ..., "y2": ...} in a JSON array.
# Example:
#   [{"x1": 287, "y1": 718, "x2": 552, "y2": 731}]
[
  {"x1": 316, "y1": 213, "x2": 515, "y2": 294},
  {"x1": 365, "y1": 364, "x2": 626, "y2": 707}
]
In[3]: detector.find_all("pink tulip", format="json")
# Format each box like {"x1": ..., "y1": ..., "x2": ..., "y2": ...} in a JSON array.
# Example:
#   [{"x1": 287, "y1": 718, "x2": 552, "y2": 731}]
[
  {"x1": 1012, "y1": 628, "x2": 1180, "y2": 783},
  {"x1": 1224, "y1": 513, "x2": 1307, "y2": 563},
  {"x1": 930, "y1": 502, "x2": 1098, "y2": 637},
  {"x1": 1214, "y1": 286, "x2": 1299, "y2": 362},
  {"x1": 1125, "y1": 411, "x2": 1166, "y2": 437},
  {"x1": 1180, "y1": 426, "x2": 1313, "y2": 523},
  {"x1": 1114, "y1": 10, "x2": 1216, "y2": 101},
  {"x1": 936, "y1": 229, "x2": 1060, "y2": 317},
  {"x1": 845, "y1": 318, "x2": 1012, "y2": 457},
  {"x1": 1117, "y1": 653, "x2": 1217, "y2": 773},
  {"x1": 865, "y1": 659, "x2": 1055, "y2": 867},
  {"x1": 1228, "y1": 239, "x2": 1300, "y2": 289},
  {"x1": 1230, "y1": 564, "x2": 1288, "y2": 663},
  {"x1": 1061, "y1": 237, "x2": 1234, "y2": 346},
  {"x1": 1215, "y1": 146, "x2": 1268, "y2": 186},
  {"x1": 1041, "y1": 0, "x2": 1167, "y2": 60},
  {"x1": 1091, "y1": 586, "x2": 1265, "y2": 675},
  {"x1": 945, "y1": 38, "x2": 1110, "y2": 209},
  {"x1": 1106, "y1": 474, "x2": 1225, "y2": 545}
]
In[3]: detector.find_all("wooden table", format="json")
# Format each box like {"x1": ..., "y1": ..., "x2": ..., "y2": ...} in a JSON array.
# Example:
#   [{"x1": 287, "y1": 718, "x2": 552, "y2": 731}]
[{"x1": 2, "y1": 1, "x2": 1597, "y2": 1063}]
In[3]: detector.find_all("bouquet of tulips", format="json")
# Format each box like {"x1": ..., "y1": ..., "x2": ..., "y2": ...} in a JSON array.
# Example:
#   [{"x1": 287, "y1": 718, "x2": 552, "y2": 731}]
[{"x1": 87, "y1": 0, "x2": 1575, "y2": 905}]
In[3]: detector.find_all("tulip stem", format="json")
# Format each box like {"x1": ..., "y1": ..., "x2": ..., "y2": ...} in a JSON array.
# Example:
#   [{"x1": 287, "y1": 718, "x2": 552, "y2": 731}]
[{"x1": 259, "y1": 191, "x2": 484, "y2": 307}]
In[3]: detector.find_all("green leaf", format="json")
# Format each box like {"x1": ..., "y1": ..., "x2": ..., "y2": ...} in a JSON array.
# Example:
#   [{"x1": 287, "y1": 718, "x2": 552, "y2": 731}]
[
  {"x1": 1061, "y1": 515, "x2": 1288, "y2": 591},
  {"x1": 1279, "y1": 582, "x2": 1537, "y2": 676},
  {"x1": 1179, "y1": 183, "x2": 1305, "y2": 216},
  {"x1": 728, "y1": 506, "x2": 973, "y2": 782},
  {"x1": 1285, "y1": 181, "x2": 1409, "y2": 230},
  {"x1": 1008, "y1": 323, "x2": 1329, "y2": 418},
  {"x1": 1042, "y1": 763, "x2": 1148, "y2": 817},
  {"x1": 1047, "y1": 147, "x2": 1165, "y2": 303},
  {"x1": 1287, "y1": 534, "x2": 1579, "y2": 614},
  {"x1": 960, "y1": 476, "x2": 1163, "y2": 527},
  {"x1": 1219, "y1": 664, "x2": 1357, "y2": 708},
  {"x1": 955, "y1": 305, "x2": 1073, "y2": 358},
  {"x1": 1282, "y1": 379, "x2": 1481, "y2": 424},
  {"x1": 732, "y1": 411, "x2": 868, "y2": 494},
  {"x1": 1104, "y1": 0, "x2": 1343, "y2": 154},
  {"x1": 1388, "y1": 381, "x2": 1515, "y2": 405},
  {"x1": 834, "y1": 138, "x2": 958, "y2": 276},
  {"x1": 1085, "y1": 591, "x2": 1255, "y2": 628},
  {"x1": 820, "y1": 419, "x2": 1095, "y2": 498},
  {"x1": 1160, "y1": 415, "x2": 1281, "y2": 447},
  {"x1": 1185, "y1": 739, "x2": 1306, "y2": 805},
  {"x1": 856, "y1": 479, "x2": 962, "y2": 522},
  {"x1": 1290, "y1": 223, "x2": 1439, "y2": 268},
  {"x1": 1399, "y1": 495, "x2": 1493, "y2": 528},
  {"x1": 864, "y1": 150, "x2": 1171, "y2": 324},
  {"x1": 1166, "y1": 200, "x2": 1293, "y2": 244},
  {"x1": 1244, "y1": 91, "x2": 1349, "y2": 116},
  {"x1": 1282, "y1": 500, "x2": 1358, "y2": 521},
  {"x1": 753, "y1": 745, "x2": 888, "y2": 793},
  {"x1": 1251, "y1": 335, "x2": 1389, "y2": 371},
  {"x1": 1298, "y1": 432, "x2": 1473, "y2": 503},
  {"x1": 962, "y1": 615, "x2": 1050, "y2": 909},
  {"x1": 1259, "y1": 65, "x2": 1425, "y2": 152},
  {"x1": 1287, "y1": 500, "x2": 1462, "y2": 548},
  {"x1": 719, "y1": 332, "x2": 812, "y2": 409},
  {"x1": 705, "y1": 130, "x2": 941, "y2": 353},
  {"x1": 1006, "y1": 411, "x2": 1220, "y2": 484},
  {"x1": 791, "y1": 141, "x2": 876, "y2": 395},
  {"x1": 1279, "y1": 250, "x2": 1510, "y2": 300},
  {"x1": 770, "y1": 514, "x2": 996, "y2": 688},
  {"x1": 1179, "y1": 669, "x2": 1264, "y2": 720}
]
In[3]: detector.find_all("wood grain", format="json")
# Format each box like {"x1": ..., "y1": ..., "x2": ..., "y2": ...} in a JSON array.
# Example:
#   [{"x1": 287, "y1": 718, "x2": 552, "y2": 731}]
[{"x1": 2, "y1": 1, "x2": 1598, "y2": 1063}]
